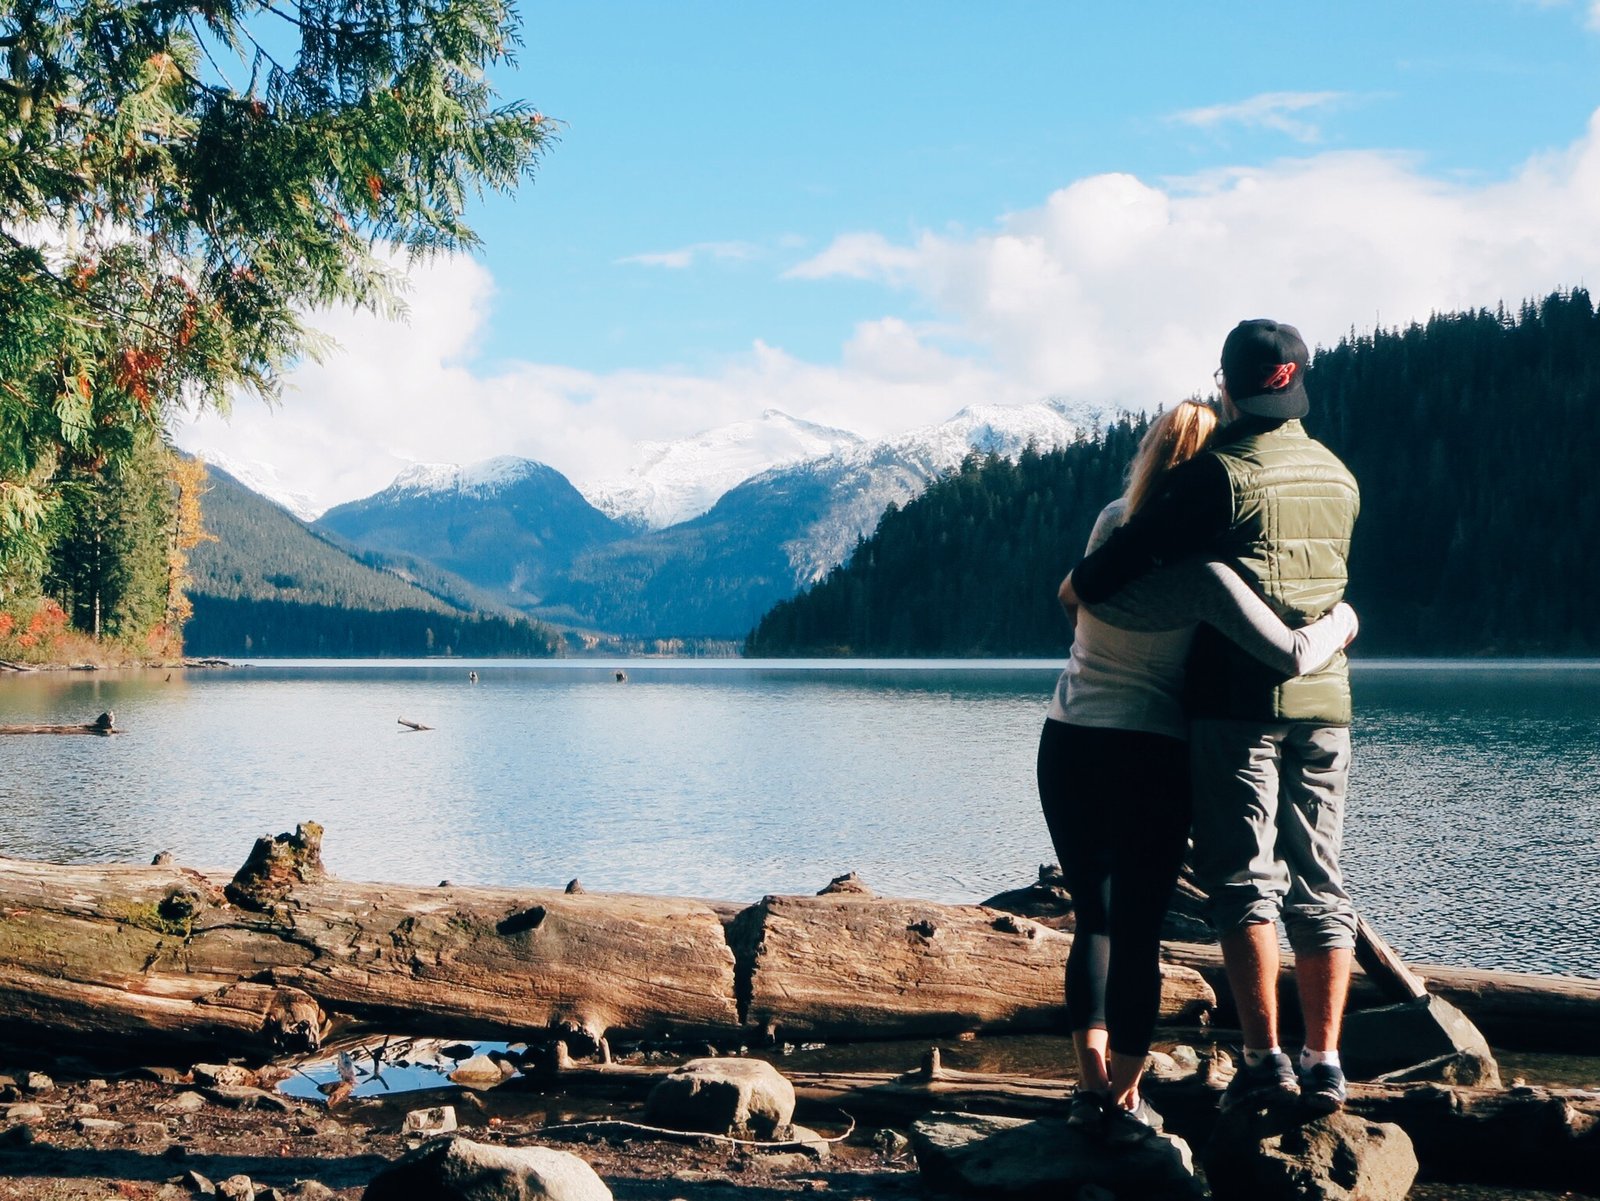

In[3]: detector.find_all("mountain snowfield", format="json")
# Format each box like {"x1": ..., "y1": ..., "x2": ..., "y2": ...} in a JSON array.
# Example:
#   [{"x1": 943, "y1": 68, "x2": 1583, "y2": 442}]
[
  {"x1": 582, "y1": 409, "x2": 865, "y2": 529},
  {"x1": 763, "y1": 397, "x2": 1109, "y2": 584},
  {"x1": 190, "y1": 450, "x2": 323, "y2": 523}
]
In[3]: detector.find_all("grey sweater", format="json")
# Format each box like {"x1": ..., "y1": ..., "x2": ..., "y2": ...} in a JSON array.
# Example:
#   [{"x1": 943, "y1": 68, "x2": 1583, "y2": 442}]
[{"x1": 1047, "y1": 499, "x2": 1358, "y2": 740}]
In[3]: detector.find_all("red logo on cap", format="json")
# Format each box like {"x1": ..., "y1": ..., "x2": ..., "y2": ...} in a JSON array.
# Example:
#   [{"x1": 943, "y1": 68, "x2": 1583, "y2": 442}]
[{"x1": 1263, "y1": 362, "x2": 1297, "y2": 391}]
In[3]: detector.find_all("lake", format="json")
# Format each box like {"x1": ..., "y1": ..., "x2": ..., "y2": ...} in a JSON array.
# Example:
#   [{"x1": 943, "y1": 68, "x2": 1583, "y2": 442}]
[{"x1": 2, "y1": 659, "x2": 1597, "y2": 979}]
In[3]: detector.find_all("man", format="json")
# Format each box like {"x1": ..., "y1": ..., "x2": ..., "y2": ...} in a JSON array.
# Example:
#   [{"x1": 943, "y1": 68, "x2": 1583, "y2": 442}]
[{"x1": 1059, "y1": 318, "x2": 1360, "y2": 1114}]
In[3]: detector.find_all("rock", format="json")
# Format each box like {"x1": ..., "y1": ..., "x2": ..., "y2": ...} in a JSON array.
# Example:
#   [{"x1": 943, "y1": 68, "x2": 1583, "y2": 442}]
[
  {"x1": 565, "y1": 879, "x2": 586, "y2": 894},
  {"x1": 133, "y1": 1120, "x2": 171, "y2": 1141},
  {"x1": 137, "y1": 1066, "x2": 188, "y2": 1085},
  {"x1": 363, "y1": 1136, "x2": 613, "y2": 1200},
  {"x1": 70, "y1": 1102, "x2": 100, "y2": 1116},
  {"x1": 24, "y1": 1072, "x2": 54, "y2": 1093},
  {"x1": 160, "y1": 1091, "x2": 208, "y2": 1114},
  {"x1": 75, "y1": 1116, "x2": 125, "y2": 1135},
  {"x1": 185, "y1": 1169, "x2": 218, "y2": 1195},
  {"x1": 873, "y1": 1128, "x2": 911, "y2": 1157},
  {"x1": 87, "y1": 1078, "x2": 109, "y2": 1092},
  {"x1": 4, "y1": 1103, "x2": 45, "y2": 1122},
  {"x1": 193, "y1": 1063, "x2": 258, "y2": 1088},
  {"x1": 910, "y1": 1111, "x2": 1201, "y2": 1200},
  {"x1": 203, "y1": 1086, "x2": 296, "y2": 1113},
  {"x1": 1143, "y1": 1051, "x2": 1187, "y2": 1081},
  {"x1": 403, "y1": 1105, "x2": 458, "y2": 1135},
  {"x1": 785, "y1": 1123, "x2": 831, "y2": 1160},
  {"x1": 449, "y1": 1054, "x2": 515, "y2": 1089},
  {"x1": 644, "y1": 1057, "x2": 796, "y2": 1138},
  {"x1": 152, "y1": 850, "x2": 174, "y2": 865},
  {"x1": 817, "y1": 871, "x2": 874, "y2": 897},
  {"x1": 1203, "y1": 1108, "x2": 1418, "y2": 1201},
  {"x1": 1169, "y1": 1045, "x2": 1201, "y2": 1072},
  {"x1": 218, "y1": 1176, "x2": 256, "y2": 1200},
  {"x1": 1341, "y1": 994, "x2": 1501, "y2": 1088},
  {"x1": 286, "y1": 1184, "x2": 336, "y2": 1200}
]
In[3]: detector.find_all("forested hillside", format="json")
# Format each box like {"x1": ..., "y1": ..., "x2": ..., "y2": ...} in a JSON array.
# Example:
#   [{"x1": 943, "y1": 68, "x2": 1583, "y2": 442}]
[
  {"x1": 187, "y1": 468, "x2": 560, "y2": 658},
  {"x1": 748, "y1": 290, "x2": 1600, "y2": 658}
]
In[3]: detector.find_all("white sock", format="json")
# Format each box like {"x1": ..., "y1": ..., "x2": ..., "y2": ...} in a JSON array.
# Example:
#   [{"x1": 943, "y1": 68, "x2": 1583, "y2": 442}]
[
  {"x1": 1300, "y1": 1048, "x2": 1341, "y2": 1070},
  {"x1": 1242, "y1": 1046, "x2": 1282, "y2": 1068}
]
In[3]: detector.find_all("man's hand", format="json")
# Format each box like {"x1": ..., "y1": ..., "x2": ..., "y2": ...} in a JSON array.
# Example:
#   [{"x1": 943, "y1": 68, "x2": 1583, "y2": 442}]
[{"x1": 1058, "y1": 571, "x2": 1081, "y2": 615}]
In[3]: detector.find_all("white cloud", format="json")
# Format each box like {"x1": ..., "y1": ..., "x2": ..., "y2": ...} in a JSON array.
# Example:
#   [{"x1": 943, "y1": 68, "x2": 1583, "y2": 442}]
[
  {"x1": 179, "y1": 108, "x2": 1600, "y2": 516},
  {"x1": 616, "y1": 240, "x2": 760, "y2": 268},
  {"x1": 793, "y1": 108, "x2": 1600, "y2": 410},
  {"x1": 1172, "y1": 91, "x2": 1351, "y2": 143},
  {"x1": 174, "y1": 258, "x2": 1016, "y2": 515},
  {"x1": 1590, "y1": 0, "x2": 1600, "y2": 29}
]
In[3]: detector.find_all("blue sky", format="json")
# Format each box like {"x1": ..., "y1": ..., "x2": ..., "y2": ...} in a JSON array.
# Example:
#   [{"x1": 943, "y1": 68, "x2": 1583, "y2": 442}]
[{"x1": 180, "y1": 0, "x2": 1600, "y2": 511}]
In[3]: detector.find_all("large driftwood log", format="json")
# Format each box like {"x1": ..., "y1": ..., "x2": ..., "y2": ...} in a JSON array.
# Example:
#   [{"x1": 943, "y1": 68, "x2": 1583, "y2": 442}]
[
  {"x1": 1160, "y1": 939, "x2": 1600, "y2": 1053},
  {"x1": 0, "y1": 838, "x2": 740, "y2": 1055},
  {"x1": 0, "y1": 833, "x2": 1597, "y2": 1059},
  {"x1": 731, "y1": 893, "x2": 1215, "y2": 1040}
]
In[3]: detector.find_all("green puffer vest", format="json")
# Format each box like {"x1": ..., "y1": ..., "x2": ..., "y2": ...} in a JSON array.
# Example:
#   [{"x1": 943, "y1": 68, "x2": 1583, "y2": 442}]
[{"x1": 1183, "y1": 419, "x2": 1360, "y2": 725}]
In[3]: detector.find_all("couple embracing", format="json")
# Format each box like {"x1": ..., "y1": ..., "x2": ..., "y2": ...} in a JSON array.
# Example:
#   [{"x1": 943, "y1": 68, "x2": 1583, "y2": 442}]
[{"x1": 1039, "y1": 319, "x2": 1361, "y2": 1143}]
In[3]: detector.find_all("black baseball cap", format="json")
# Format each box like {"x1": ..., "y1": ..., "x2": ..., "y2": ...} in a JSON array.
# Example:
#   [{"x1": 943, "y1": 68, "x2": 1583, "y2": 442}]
[{"x1": 1220, "y1": 319, "x2": 1310, "y2": 420}]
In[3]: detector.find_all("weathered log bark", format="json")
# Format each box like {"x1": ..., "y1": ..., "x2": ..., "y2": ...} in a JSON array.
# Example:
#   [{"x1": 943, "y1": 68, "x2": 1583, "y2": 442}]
[
  {"x1": 1160, "y1": 939, "x2": 1600, "y2": 1053},
  {"x1": 0, "y1": 837, "x2": 1596, "y2": 1060},
  {"x1": 0, "y1": 844, "x2": 739, "y2": 1056},
  {"x1": 730, "y1": 892, "x2": 1217, "y2": 1041}
]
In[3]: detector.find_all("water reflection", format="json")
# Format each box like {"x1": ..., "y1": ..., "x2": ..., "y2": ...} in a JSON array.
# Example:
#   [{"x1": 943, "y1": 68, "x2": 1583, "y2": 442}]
[{"x1": 2, "y1": 660, "x2": 1598, "y2": 978}]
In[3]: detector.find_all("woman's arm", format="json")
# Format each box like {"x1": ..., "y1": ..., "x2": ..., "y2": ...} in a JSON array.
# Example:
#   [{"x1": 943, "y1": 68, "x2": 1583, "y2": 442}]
[
  {"x1": 1193, "y1": 562, "x2": 1358, "y2": 676},
  {"x1": 1083, "y1": 559, "x2": 1357, "y2": 673}
]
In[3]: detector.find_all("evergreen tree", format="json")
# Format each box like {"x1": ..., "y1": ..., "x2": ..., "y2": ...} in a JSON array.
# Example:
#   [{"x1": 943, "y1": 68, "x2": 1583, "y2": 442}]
[{"x1": 1, "y1": 0, "x2": 551, "y2": 638}]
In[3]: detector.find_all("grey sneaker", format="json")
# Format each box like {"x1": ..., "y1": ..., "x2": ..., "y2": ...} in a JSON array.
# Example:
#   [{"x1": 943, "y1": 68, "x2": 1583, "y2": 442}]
[
  {"x1": 1220, "y1": 1050, "x2": 1300, "y2": 1112},
  {"x1": 1300, "y1": 1061, "x2": 1348, "y2": 1114},
  {"x1": 1066, "y1": 1088, "x2": 1107, "y2": 1127},
  {"x1": 1102, "y1": 1094, "x2": 1164, "y2": 1144}
]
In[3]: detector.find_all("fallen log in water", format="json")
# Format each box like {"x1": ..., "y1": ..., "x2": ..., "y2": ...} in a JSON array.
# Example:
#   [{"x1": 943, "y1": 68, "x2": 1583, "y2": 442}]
[{"x1": 0, "y1": 711, "x2": 117, "y2": 736}]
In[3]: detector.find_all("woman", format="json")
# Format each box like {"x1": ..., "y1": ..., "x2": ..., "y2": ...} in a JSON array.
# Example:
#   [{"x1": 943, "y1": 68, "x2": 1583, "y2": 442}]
[{"x1": 1038, "y1": 400, "x2": 1357, "y2": 1143}]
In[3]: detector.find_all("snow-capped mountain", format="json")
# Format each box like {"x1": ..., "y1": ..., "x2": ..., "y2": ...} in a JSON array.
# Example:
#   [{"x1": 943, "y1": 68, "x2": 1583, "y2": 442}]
[
  {"x1": 385, "y1": 455, "x2": 556, "y2": 498},
  {"x1": 582, "y1": 409, "x2": 866, "y2": 529},
  {"x1": 279, "y1": 397, "x2": 1115, "y2": 639},
  {"x1": 543, "y1": 397, "x2": 1110, "y2": 637},
  {"x1": 191, "y1": 450, "x2": 323, "y2": 522},
  {"x1": 316, "y1": 456, "x2": 625, "y2": 605},
  {"x1": 777, "y1": 396, "x2": 1107, "y2": 584}
]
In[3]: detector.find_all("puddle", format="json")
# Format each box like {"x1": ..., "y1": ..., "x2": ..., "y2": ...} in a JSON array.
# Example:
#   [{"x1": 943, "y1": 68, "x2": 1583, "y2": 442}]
[{"x1": 280, "y1": 1037, "x2": 522, "y2": 1101}]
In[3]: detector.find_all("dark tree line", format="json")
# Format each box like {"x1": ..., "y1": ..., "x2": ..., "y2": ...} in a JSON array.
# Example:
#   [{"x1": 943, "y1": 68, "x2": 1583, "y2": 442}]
[
  {"x1": 188, "y1": 598, "x2": 560, "y2": 658},
  {"x1": 746, "y1": 418, "x2": 1148, "y2": 656},
  {"x1": 747, "y1": 289, "x2": 1600, "y2": 658}
]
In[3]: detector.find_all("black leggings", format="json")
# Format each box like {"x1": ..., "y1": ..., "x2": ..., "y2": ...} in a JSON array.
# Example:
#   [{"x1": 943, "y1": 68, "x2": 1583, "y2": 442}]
[{"x1": 1036, "y1": 719, "x2": 1192, "y2": 1058}]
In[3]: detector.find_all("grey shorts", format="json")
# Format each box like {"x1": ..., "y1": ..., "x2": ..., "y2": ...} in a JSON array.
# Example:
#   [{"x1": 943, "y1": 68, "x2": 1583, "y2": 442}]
[{"x1": 1189, "y1": 720, "x2": 1357, "y2": 953}]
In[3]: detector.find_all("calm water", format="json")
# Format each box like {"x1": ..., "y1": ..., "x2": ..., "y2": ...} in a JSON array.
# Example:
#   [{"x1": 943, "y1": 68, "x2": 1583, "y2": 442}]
[{"x1": 2, "y1": 659, "x2": 1597, "y2": 978}]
